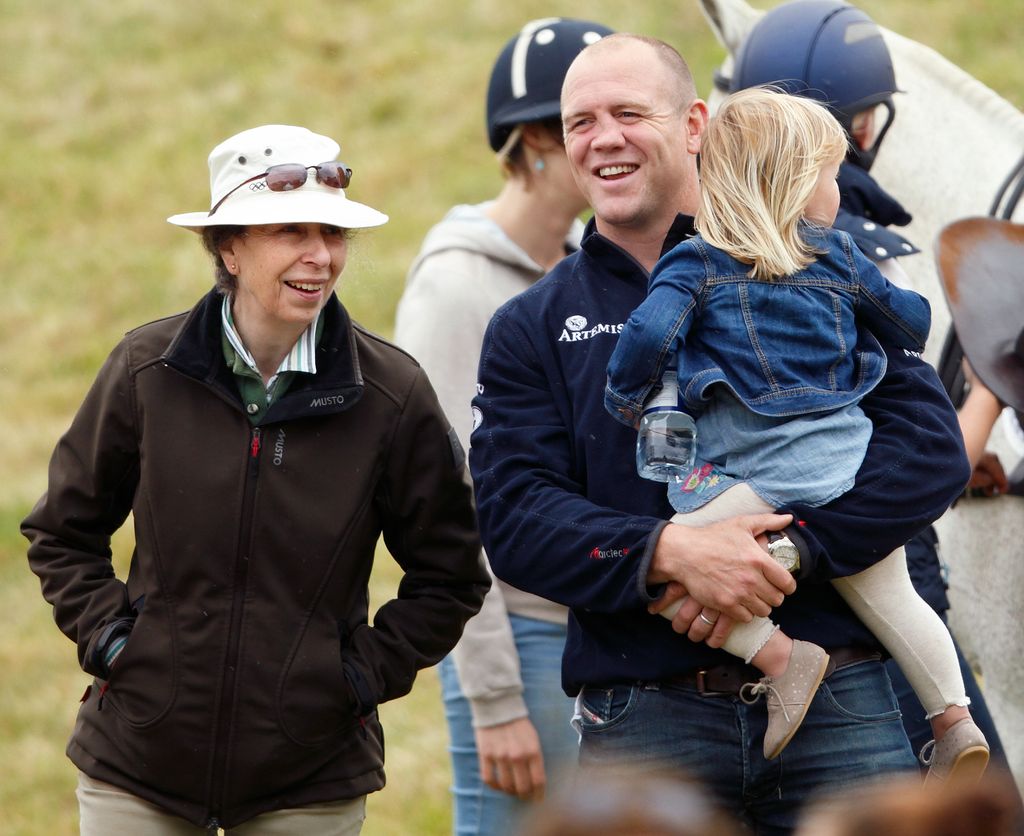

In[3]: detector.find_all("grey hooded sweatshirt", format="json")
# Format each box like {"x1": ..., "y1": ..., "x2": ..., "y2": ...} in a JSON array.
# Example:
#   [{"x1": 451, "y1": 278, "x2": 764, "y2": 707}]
[{"x1": 395, "y1": 202, "x2": 580, "y2": 726}]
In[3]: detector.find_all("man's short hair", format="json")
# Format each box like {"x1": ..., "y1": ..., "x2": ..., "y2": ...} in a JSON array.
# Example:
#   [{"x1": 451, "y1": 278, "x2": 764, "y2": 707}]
[{"x1": 579, "y1": 33, "x2": 697, "y2": 110}]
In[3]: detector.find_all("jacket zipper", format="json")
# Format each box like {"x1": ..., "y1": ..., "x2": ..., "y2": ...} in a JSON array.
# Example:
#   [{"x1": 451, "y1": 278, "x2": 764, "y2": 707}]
[{"x1": 205, "y1": 427, "x2": 261, "y2": 825}]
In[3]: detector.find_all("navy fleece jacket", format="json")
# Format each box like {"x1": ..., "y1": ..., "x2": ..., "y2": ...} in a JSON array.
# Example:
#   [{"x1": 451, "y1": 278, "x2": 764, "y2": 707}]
[{"x1": 469, "y1": 215, "x2": 970, "y2": 695}]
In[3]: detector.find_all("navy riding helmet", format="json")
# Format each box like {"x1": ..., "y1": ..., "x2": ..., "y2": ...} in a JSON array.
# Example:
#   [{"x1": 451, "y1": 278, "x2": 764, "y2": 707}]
[
  {"x1": 486, "y1": 17, "x2": 614, "y2": 153},
  {"x1": 727, "y1": 0, "x2": 899, "y2": 171}
]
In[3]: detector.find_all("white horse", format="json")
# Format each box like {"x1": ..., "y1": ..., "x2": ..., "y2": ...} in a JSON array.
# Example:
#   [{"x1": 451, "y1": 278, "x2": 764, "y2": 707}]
[{"x1": 699, "y1": 0, "x2": 1024, "y2": 791}]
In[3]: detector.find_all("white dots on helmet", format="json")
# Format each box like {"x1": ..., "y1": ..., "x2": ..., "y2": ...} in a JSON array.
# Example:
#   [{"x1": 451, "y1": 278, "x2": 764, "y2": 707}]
[
  {"x1": 583, "y1": 31, "x2": 603, "y2": 44},
  {"x1": 535, "y1": 28, "x2": 555, "y2": 45}
]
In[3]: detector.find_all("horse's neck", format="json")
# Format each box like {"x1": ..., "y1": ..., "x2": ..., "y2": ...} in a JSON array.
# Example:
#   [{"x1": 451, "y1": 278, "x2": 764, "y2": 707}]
[
  {"x1": 867, "y1": 29, "x2": 1024, "y2": 363},
  {"x1": 873, "y1": 29, "x2": 1024, "y2": 224},
  {"x1": 885, "y1": 31, "x2": 1024, "y2": 137}
]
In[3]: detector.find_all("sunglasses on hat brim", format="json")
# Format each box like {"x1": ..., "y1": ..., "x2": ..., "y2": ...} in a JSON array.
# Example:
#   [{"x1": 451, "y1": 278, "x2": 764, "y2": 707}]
[{"x1": 209, "y1": 161, "x2": 353, "y2": 217}]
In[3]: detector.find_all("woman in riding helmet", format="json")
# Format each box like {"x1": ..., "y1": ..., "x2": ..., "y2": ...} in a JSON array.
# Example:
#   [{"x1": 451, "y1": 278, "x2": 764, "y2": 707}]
[{"x1": 395, "y1": 17, "x2": 613, "y2": 836}]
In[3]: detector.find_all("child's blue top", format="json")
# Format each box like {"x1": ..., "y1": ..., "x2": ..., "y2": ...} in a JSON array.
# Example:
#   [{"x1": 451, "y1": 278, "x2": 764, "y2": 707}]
[{"x1": 605, "y1": 227, "x2": 931, "y2": 510}]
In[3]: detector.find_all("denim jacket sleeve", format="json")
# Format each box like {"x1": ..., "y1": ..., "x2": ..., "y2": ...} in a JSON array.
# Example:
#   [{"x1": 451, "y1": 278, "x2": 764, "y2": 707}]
[
  {"x1": 848, "y1": 234, "x2": 931, "y2": 351},
  {"x1": 778, "y1": 338, "x2": 970, "y2": 580},
  {"x1": 604, "y1": 245, "x2": 702, "y2": 426}
]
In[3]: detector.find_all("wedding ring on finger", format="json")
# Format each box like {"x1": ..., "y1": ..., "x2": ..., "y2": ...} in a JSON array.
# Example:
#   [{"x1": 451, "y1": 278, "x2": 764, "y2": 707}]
[{"x1": 698, "y1": 611, "x2": 718, "y2": 627}]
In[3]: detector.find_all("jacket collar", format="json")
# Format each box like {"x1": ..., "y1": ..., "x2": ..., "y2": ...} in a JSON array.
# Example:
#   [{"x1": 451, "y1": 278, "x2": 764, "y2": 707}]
[
  {"x1": 837, "y1": 162, "x2": 913, "y2": 228},
  {"x1": 579, "y1": 214, "x2": 696, "y2": 284},
  {"x1": 163, "y1": 288, "x2": 364, "y2": 422}
]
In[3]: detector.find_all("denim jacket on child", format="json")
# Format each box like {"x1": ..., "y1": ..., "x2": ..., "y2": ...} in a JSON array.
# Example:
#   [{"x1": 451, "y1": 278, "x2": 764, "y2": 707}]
[{"x1": 605, "y1": 226, "x2": 931, "y2": 426}]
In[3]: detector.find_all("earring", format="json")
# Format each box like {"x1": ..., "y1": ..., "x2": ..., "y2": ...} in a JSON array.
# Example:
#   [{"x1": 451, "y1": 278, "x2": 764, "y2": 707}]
[{"x1": 534, "y1": 158, "x2": 545, "y2": 172}]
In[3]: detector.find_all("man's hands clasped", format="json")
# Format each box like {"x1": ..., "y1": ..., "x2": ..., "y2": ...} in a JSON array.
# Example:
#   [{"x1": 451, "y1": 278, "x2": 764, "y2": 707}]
[{"x1": 647, "y1": 512, "x2": 796, "y2": 645}]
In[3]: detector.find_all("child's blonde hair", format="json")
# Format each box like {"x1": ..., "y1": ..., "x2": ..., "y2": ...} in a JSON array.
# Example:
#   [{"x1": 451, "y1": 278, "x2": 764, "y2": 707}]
[{"x1": 696, "y1": 87, "x2": 849, "y2": 280}]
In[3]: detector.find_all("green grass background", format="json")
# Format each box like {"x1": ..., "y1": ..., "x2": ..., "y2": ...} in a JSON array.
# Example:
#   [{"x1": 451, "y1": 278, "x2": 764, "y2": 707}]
[{"x1": 2, "y1": 1, "x2": 1021, "y2": 833}]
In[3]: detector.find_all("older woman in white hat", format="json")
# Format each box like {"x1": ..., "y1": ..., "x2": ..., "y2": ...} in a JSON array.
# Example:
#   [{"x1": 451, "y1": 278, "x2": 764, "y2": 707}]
[{"x1": 22, "y1": 124, "x2": 488, "y2": 834}]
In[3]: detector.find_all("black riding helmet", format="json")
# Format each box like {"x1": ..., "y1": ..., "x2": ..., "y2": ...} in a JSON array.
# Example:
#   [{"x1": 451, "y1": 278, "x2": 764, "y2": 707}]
[
  {"x1": 486, "y1": 17, "x2": 615, "y2": 154},
  {"x1": 727, "y1": 0, "x2": 899, "y2": 171}
]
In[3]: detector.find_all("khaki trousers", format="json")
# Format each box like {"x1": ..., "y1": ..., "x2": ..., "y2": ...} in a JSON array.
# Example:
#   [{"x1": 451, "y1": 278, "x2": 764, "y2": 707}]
[{"x1": 77, "y1": 772, "x2": 366, "y2": 835}]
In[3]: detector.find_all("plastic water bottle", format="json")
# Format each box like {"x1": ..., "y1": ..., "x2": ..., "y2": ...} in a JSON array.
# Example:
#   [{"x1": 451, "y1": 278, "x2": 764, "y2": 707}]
[{"x1": 635, "y1": 368, "x2": 697, "y2": 482}]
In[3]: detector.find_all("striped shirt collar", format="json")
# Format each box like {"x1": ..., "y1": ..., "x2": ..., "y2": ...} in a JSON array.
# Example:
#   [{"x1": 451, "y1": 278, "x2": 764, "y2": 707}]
[{"x1": 221, "y1": 295, "x2": 320, "y2": 393}]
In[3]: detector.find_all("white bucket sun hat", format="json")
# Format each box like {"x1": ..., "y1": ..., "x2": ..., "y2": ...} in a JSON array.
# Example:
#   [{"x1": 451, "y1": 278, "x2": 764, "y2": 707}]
[{"x1": 167, "y1": 124, "x2": 388, "y2": 230}]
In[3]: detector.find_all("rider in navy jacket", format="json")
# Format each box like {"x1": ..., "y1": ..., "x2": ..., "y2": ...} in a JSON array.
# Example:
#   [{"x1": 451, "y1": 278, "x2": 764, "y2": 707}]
[{"x1": 469, "y1": 214, "x2": 970, "y2": 696}]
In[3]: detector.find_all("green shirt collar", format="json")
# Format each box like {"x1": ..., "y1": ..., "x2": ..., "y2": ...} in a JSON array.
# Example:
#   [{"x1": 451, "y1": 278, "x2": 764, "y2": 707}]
[{"x1": 220, "y1": 295, "x2": 325, "y2": 422}]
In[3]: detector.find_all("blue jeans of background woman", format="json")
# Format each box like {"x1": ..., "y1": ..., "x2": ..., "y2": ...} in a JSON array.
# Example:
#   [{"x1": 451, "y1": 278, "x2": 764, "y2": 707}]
[{"x1": 439, "y1": 614, "x2": 578, "y2": 836}]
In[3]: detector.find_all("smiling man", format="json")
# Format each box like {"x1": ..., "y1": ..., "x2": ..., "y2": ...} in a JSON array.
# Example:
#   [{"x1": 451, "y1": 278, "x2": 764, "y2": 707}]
[
  {"x1": 560, "y1": 35, "x2": 703, "y2": 265},
  {"x1": 468, "y1": 33, "x2": 971, "y2": 833}
]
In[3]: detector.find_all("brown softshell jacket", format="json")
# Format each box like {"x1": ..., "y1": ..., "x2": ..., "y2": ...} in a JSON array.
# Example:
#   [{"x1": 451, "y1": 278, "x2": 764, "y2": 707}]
[{"x1": 22, "y1": 289, "x2": 488, "y2": 829}]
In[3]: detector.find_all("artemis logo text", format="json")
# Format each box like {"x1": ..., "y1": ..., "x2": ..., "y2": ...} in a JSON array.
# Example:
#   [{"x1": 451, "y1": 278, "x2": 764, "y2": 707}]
[{"x1": 559, "y1": 314, "x2": 624, "y2": 343}]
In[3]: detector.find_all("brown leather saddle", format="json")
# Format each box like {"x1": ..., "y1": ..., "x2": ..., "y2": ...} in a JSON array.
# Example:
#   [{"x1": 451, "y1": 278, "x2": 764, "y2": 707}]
[
  {"x1": 936, "y1": 216, "x2": 1024, "y2": 412},
  {"x1": 935, "y1": 216, "x2": 1024, "y2": 494}
]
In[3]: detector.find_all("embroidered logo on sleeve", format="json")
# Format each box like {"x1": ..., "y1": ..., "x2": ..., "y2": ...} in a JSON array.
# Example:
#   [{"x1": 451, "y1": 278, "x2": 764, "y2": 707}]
[{"x1": 589, "y1": 546, "x2": 630, "y2": 560}]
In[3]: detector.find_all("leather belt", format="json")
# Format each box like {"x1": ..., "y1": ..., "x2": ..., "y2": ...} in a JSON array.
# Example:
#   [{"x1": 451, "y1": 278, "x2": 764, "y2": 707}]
[{"x1": 665, "y1": 645, "x2": 883, "y2": 697}]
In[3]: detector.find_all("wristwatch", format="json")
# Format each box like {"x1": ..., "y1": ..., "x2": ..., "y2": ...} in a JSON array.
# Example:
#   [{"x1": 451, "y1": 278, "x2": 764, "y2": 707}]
[{"x1": 767, "y1": 532, "x2": 800, "y2": 574}]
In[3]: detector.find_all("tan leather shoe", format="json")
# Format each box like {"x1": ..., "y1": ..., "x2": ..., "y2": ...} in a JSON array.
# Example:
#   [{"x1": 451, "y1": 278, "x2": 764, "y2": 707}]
[
  {"x1": 741, "y1": 640, "x2": 830, "y2": 760},
  {"x1": 921, "y1": 717, "x2": 990, "y2": 784}
]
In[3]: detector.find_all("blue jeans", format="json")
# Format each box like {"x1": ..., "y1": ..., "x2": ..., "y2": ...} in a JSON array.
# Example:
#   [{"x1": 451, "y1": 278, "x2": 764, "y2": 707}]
[
  {"x1": 576, "y1": 660, "x2": 917, "y2": 836},
  {"x1": 439, "y1": 615, "x2": 578, "y2": 836}
]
